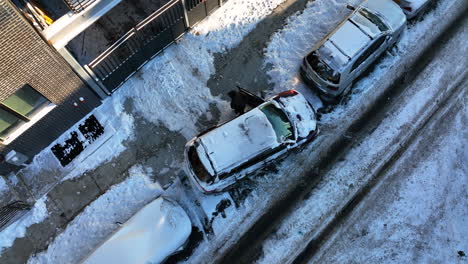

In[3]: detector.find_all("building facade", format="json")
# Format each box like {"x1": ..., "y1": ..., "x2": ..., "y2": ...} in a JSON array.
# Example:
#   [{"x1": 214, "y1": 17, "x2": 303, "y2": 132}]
[{"x1": 0, "y1": 0, "x2": 102, "y2": 175}]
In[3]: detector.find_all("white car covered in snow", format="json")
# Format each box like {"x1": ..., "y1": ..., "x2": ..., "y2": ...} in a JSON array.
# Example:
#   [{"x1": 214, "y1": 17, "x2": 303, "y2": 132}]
[
  {"x1": 184, "y1": 90, "x2": 318, "y2": 193},
  {"x1": 393, "y1": 0, "x2": 431, "y2": 19},
  {"x1": 81, "y1": 197, "x2": 191, "y2": 264},
  {"x1": 300, "y1": 0, "x2": 406, "y2": 101}
]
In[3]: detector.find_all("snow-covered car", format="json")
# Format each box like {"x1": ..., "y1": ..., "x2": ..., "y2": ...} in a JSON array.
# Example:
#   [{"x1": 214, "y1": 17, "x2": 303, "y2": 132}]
[
  {"x1": 81, "y1": 197, "x2": 191, "y2": 264},
  {"x1": 393, "y1": 0, "x2": 430, "y2": 19},
  {"x1": 300, "y1": 0, "x2": 406, "y2": 101},
  {"x1": 184, "y1": 90, "x2": 318, "y2": 193}
]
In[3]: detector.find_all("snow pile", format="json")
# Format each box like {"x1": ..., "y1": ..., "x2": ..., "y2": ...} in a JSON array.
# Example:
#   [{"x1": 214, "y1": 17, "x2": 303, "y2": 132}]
[
  {"x1": 0, "y1": 197, "x2": 48, "y2": 254},
  {"x1": 201, "y1": 108, "x2": 277, "y2": 173},
  {"x1": 28, "y1": 165, "x2": 162, "y2": 264},
  {"x1": 115, "y1": 0, "x2": 285, "y2": 139}
]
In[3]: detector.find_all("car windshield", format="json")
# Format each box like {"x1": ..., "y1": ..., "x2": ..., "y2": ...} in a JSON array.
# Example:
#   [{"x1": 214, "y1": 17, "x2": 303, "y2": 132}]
[
  {"x1": 260, "y1": 103, "x2": 294, "y2": 142},
  {"x1": 306, "y1": 51, "x2": 341, "y2": 84},
  {"x1": 359, "y1": 9, "x2": 389, "y2": 32}
]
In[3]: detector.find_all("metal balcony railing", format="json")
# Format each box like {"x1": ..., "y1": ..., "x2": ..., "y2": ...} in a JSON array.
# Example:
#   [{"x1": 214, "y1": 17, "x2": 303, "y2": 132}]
[
  {"x1": 63, "y1": 0, "x2": 98, "y2": 13},
  {"x1": 0, "y1": 201, "x2": 31, "y2": 232},
  {"x1": 87, "y1": 0, "x2": 186, "y2": 90}
]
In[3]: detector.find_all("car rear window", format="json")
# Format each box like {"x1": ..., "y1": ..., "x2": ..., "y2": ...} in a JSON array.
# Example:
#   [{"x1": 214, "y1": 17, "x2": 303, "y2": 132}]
[
  {"x1": 306, "y1": 51, "x2": 341, "y2": 84},
  {"x1": 188, "y1": 145, "x2": 214, "y2": 183},
  {"x1": 260, "y1": 103, "x2": 294, "y2": 142}
]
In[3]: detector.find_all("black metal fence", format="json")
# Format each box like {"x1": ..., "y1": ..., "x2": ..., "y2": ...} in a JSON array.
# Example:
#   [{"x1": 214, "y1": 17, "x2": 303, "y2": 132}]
[
  {"x1": 62, "y1": 0, "x2": 97, "y2": 13},
  {"x1": 87, "y1": 0, "x2": 222, "y2": 93},
  {"x1": 0, "y1": 201, "x2": 31, "y2": 232}
]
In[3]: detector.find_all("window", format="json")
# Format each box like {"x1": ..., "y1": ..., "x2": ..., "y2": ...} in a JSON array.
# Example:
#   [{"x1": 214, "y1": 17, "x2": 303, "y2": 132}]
[
  {"x1": 260, "y1": 103, "x2": 294, "y2": 142},
  {"x1": 0, "y1": 85, "x2": 50, "y2": 142},
  {"x1": 351, "y1": 34, "x2": 386, "y2": 72}
]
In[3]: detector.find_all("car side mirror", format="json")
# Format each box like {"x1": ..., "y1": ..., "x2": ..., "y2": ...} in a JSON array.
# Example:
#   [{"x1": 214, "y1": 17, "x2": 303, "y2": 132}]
[{"x1": 346, "y1": 4, "x2": 355, "y2": 10}]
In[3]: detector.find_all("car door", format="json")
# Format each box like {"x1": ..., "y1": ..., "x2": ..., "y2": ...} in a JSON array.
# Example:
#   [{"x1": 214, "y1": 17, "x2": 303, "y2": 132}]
[
  {"x1": 350, "y1": 34, "x2": 388, "y2": 79},
  {"x1": 233, "y1": 144, "x2": 288, "y2": 180},
  {"x1": 238, "y1": 87, "x2": 265, "y2": 106}
]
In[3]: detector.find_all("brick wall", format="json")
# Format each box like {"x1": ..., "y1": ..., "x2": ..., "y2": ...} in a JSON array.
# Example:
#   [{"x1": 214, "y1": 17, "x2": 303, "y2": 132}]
[{"x1": 0, "y1": 0, "x2": 102, "y2": 174}]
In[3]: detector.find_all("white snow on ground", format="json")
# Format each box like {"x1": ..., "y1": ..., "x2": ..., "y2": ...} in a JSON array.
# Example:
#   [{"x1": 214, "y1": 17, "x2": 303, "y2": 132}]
[
  {"x1": 28, "y1": 165, "x2": 162, "y2": 264},
  {"x1": 313, "y1": 92, "x2": 468, "y2": 263},
  {"x1": 0, "y1": 197, "x2": 48, "y2": 253}
]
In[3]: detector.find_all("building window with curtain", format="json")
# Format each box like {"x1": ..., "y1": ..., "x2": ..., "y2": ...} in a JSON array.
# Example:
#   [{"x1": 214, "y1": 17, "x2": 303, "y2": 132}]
[{"x1": 0, "y1": 84, "x2": 55, "y2": 144}]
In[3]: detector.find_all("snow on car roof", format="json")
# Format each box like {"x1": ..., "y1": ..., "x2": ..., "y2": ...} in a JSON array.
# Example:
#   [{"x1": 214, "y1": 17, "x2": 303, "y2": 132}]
[
  {"x1": 198, "y1": 108, "x2": 279, "y2": 175},
  {"x1": 329, "y1": 20, "x2": 371, "y2": 58},
  {"x1": 350, "y1": 11, "x2": 382, "y2": 39},
  {"x1": 82, "y1": 198, "x2": 191, "y2": 264},
  {"x1": 319, "y1": 41, "x2": 350, "y2": 71}
]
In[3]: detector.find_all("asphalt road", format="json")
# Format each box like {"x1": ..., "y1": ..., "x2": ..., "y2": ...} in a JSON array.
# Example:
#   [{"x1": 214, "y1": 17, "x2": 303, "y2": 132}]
[{"x1": 308, "y1": 78, "x2": 467, "y2": 264}]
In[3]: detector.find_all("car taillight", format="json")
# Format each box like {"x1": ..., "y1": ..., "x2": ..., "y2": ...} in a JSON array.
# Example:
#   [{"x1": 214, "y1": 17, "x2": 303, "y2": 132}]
[
  {"x1": 327, "y1": 85, "x2": 338, "y2": 91},
  {"x1": 277, "y1": 90, "x2": 298, "y2": 97},
  {"x1": 403, "y1": 6, "x2": 412, "y2": 12}
]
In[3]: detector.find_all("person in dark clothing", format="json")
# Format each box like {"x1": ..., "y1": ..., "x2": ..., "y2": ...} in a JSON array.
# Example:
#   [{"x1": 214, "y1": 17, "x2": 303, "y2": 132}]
[{"x1": 227, "y1": 90, "x2": 246, "y2": 115}]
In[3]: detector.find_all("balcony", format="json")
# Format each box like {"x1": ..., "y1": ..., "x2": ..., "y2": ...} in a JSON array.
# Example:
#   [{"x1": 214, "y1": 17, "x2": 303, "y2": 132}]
[
  {"x1": 63, "y1": 0, "x2": 99, "y2": 13},
  {"x1": 42, "y1": 0, "x2": 122, "y2": 49}
]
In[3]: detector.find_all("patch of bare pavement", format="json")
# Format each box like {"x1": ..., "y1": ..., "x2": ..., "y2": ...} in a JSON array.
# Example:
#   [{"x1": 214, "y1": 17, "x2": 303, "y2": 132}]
[{"x1": 187, "y1": 1, "x2": 468, "y2": 264}]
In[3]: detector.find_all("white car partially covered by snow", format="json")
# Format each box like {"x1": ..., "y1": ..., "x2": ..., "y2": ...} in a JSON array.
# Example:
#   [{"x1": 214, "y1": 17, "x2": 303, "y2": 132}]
[
  {"x1": 185, "y1": 90, "x2": 318, "y2": 193},
  {"x1": 300, "y1": 0, "x2": 406, "y2": 101},
  {"x1": 81, "y1": 197, "x2": 191, "y2": 264}
]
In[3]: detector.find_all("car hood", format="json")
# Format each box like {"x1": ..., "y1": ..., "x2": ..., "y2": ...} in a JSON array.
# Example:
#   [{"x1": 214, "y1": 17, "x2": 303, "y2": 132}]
[
  {"x1": 197, "y1": 108, "x2": 279, "y2": 175},
  {"x1": 277, "y1": 94, "x2": 317, "y2": 139},
  {"x1": 82, "y1": 198, "x2": 191, "y2": 264}
]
